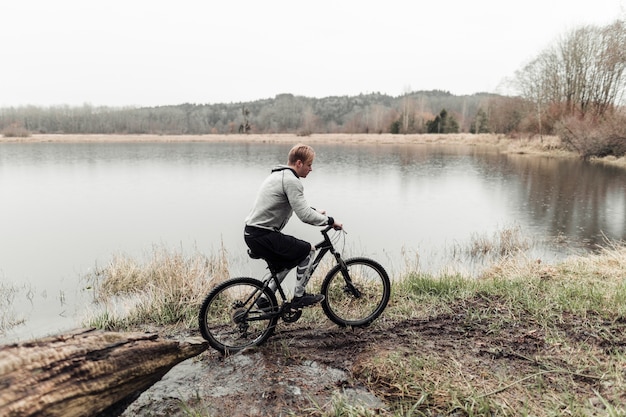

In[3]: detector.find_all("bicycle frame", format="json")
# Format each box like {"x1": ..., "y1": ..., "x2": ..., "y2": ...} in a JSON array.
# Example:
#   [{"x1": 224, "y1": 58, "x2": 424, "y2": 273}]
[
  {"x1": 199, "y1": 225, "x2": 391, "y2": 353},
  {"x1": 245, "y1": 225, "x2": 347, "y2": 320}
]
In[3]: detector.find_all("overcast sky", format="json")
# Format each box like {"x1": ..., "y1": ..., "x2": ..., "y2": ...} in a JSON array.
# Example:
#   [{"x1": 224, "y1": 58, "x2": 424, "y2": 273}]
[{"x1": 2, "y1": 0, "x2": 624, "y2": 107}]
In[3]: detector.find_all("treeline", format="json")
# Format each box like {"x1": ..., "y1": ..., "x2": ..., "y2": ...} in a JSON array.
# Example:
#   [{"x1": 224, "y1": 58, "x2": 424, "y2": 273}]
[{"x1": 0, "y1": 91, "x2": 527, "y2": 136}]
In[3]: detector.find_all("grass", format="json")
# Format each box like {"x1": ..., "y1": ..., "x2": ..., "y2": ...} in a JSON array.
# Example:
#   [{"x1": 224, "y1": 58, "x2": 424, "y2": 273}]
[
  {"x1": 468, "y1": 225, "x2": 531, "y2": 258},
  {"x1": 352, "y1": 243, "x2": 626, "y2": 416},
  {"x1": 84, "y1": 243, "x2": 229, "y2": 331},
  {"x1": 0, "y1": 282, "x2": 25, "y2": 333},
  {"x1": 304, "y1": 393, "x2": 383, "y2": 417},
  {"x1": 81, "y1": 232, "x2": 626, "y2": 416}
]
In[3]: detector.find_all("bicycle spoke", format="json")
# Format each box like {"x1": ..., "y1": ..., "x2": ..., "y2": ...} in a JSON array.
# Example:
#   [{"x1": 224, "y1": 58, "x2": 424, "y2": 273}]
[{"x1": 321, "y1": 258, "x2": 390, "y2": 327}]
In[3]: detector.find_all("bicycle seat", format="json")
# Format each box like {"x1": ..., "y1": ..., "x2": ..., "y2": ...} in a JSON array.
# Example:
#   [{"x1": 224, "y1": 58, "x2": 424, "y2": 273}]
[{"x1": 247, "y1": 250, "x2": 282, "y2": 274}]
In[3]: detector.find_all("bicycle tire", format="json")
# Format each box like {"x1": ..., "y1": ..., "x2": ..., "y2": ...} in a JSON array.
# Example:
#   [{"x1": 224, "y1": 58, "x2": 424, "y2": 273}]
[
  {"x1": 198, "y1": 277, "x2": 278, "y2": 355},
  {"x1": 320, "y1": 257, "x2": 390, "y2": 327}
]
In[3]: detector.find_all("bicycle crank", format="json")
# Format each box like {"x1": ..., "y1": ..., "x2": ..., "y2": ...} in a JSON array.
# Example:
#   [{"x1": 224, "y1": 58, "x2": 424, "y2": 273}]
[{"x1": 281, "y1": 308, "x2": 302, "y2": 323}]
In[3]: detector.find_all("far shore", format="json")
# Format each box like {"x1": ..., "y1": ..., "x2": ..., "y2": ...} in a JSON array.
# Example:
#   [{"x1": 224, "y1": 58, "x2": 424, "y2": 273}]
[
  {"x1": 2, "y1": 132, "x2": 562, "y2": 151},
  {"x1": 3, "y1": 132, "x2": 527, "y2": 146},
  {"x1": 5, "y1": 133, "x2": 626, "y2": 166}
]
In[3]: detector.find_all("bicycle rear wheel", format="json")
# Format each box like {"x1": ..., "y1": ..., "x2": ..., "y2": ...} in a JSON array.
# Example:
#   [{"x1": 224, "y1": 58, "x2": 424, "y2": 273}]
[
  {"x1": 320, "y1": 257, "x2": 390, "y2": 327},
  {"x1": 198, "y1": 277, "x2": 278, "y2": 354}
]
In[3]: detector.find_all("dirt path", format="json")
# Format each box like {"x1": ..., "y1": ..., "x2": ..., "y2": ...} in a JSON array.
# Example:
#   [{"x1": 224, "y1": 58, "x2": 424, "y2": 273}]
[
  {"x1": 120, "y1": 294, "x2": 625, "y2": 416},
  {"x1": 121, "y1": 312, "x2": 537, "y2": 416}
]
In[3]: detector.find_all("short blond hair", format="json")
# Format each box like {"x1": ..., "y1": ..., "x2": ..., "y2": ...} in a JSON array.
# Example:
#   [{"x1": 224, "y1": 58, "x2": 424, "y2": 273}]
[{"x1": 288, "y1": 144, "x2": 315, "y2": 165}]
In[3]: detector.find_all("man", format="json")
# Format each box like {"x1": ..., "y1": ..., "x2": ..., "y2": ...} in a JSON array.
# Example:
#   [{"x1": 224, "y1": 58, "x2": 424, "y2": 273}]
[{"x1": 244, "y1": 143, "x2": 342, "y2": 308}]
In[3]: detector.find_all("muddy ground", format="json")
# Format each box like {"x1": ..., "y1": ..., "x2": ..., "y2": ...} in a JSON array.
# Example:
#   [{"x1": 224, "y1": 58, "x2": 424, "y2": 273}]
[{"x1": 119, "y1": 295, "x2": 626, "y2": 417}]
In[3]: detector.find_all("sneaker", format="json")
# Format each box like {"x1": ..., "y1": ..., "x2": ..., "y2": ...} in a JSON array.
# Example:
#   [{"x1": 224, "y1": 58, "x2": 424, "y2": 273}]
[
  {"x1": 255, "y1": 297, "x2": 271, "y2": 309},
  {"x1": 290, "y1": 293, "x2": 324, "y2": 309}
]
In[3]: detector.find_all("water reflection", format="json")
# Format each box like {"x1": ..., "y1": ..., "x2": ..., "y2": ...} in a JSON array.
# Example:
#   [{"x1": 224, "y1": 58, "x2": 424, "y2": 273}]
[{"x1": 503, "y1": 154, "x2": 625, "y2": 248}]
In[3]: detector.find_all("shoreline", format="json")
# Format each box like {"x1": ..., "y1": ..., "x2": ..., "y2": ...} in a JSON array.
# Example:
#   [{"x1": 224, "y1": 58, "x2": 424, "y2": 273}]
[{"x1": 3, "y1": 132, "x2": 515, "y2": 145}]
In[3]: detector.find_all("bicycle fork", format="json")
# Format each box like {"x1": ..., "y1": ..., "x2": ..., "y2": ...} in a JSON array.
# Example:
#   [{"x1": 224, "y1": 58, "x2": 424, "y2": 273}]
[{"x1": 332, "y1": 251, "x2": 362, "y2": 298}]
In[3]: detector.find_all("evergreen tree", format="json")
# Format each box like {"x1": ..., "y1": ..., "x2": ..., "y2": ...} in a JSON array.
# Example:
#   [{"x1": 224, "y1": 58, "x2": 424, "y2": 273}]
[
  {"x1": 470, "y1": 108, "x2": 490, "y2": 133},
  {"x1": 426, "y1": 109, "x2": 459, "y2": 134}
]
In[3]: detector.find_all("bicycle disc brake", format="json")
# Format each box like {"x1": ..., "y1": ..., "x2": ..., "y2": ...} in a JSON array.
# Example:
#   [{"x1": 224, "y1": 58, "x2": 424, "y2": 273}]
[{"x1": 344, "y1": 285, "x2": 362, "y2": 298}]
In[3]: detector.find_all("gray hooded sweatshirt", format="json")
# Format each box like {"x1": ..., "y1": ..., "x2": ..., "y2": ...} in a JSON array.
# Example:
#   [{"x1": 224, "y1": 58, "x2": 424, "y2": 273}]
[{"x1": 245, "y1": 165, "x2": 330, "y2": 232}]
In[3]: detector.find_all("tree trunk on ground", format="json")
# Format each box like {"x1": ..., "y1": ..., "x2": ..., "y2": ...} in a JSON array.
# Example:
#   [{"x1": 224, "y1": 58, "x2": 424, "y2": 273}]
[{"x1": 0, "y1": 328, "x2": 208, "y2": 417}]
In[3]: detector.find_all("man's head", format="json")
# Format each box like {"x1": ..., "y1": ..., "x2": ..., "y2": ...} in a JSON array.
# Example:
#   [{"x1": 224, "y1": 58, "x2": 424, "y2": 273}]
[{"x1": 288, "y1": 144, "x2": 315, "y2": 178}]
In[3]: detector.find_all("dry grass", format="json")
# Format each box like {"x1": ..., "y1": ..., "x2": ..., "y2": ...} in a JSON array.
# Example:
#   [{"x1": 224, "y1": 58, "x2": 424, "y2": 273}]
[
  {"x1": 467, "y1": 225, "x2": 531, "y2": 258},
  {"x1": 84, "y1": 244, "x2": 229, "y2": 331},
  {"x1": 4, "y1": 132, "x2": 544, "y2": 148},
  {"x1": 0, "y1": 282, "x2": 25, "y2": 333},
  {"x1": 591, "y1": 154, "x2": 626, "y2": 167}
]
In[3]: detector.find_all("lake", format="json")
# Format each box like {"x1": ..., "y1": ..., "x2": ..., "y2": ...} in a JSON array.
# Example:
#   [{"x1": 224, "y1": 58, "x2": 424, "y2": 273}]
[{"x1": 1, "y1": 140, "x2": 625, "y2": 342}]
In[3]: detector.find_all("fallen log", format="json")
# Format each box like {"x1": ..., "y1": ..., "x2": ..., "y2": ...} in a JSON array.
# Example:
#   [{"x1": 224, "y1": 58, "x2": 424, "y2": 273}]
[{"x1": 0, "y1": 328, "x2": 208, "y2": 417}]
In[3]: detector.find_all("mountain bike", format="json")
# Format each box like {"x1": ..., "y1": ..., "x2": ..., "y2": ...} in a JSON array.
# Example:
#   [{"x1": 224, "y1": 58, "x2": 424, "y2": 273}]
[{"x1": 198, "y1": 225, "x2": 391, "y2": 355}]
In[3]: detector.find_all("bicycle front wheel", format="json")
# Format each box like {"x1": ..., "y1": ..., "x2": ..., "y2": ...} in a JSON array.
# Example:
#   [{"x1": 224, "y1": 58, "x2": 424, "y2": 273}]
[
  {"x1": 198, "y1": 277, "x2": 278, "y2": 355},
  {"x1": 321, "y1": 257, "x2": 390, "y2": 327}
]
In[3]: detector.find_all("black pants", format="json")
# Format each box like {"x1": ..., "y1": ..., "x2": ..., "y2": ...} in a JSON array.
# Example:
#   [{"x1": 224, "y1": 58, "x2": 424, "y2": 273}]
[{"x1": 244, "y1": 225, "x2": 310, "y2": 271}]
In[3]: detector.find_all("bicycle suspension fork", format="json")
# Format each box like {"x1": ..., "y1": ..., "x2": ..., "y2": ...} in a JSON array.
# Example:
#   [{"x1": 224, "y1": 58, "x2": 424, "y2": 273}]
[{"x1": 330, "y1": 248, "x2": 362, "y2": 298}]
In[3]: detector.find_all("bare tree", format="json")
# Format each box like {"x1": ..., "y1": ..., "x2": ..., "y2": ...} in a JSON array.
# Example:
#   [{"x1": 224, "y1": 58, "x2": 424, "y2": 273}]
[
  {"x1": 516, "y1": 20, "x2": 626, "y2": 122},
  {"x1": 300, "y1": 106, "x2": 320, "y2": 134},
  {"x1": 515, "y1": 19, "x2": 626, "y2": 158}
]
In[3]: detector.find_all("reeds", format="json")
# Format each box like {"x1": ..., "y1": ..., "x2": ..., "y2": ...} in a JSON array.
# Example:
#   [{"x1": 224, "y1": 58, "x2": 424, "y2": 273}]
[
  {"x1": 84, "y1": 243, "x2": 229, "y2": 331},
  {"x1": 0, "y1": 282, "x2": 24, "y2": 333},
  {"x1": 442, "y1": 225, "x2": 532, "y2": 263}
]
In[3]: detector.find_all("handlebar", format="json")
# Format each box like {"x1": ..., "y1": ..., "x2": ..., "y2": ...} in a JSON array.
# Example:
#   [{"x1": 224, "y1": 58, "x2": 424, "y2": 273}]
[{"x1": 321, "y1": 224, "x2": 344, "y2": 233}]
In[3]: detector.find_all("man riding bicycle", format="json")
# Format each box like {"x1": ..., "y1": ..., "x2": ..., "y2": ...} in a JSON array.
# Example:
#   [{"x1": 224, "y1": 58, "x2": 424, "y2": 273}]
[{"x1": 244, "y1": 143, "x2": 342, "y2": 308}]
